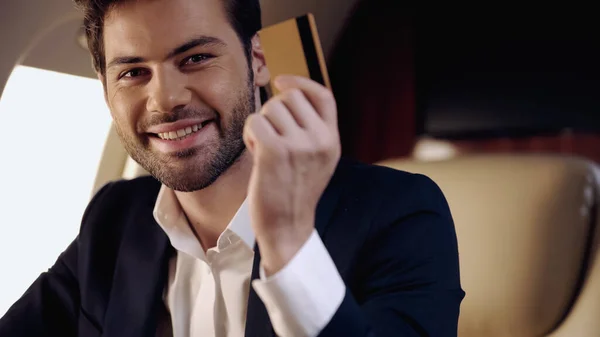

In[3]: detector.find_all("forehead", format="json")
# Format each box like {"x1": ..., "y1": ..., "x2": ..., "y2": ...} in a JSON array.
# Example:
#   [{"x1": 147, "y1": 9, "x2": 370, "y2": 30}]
[{"x1": 103, "y1": 0, "x2": 235, "y2": 59}]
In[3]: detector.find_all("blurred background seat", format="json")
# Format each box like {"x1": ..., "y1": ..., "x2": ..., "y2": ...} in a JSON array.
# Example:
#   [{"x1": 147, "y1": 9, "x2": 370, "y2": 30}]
[{"x1": 379, "y1": 154, "x2": 600, "y2": 337}]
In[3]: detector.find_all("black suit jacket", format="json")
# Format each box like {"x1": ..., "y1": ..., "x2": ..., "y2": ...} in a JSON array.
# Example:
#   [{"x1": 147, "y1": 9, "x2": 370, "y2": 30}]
[{"x1": 0, "y1": 159, "x2": 464, "y2": 337}]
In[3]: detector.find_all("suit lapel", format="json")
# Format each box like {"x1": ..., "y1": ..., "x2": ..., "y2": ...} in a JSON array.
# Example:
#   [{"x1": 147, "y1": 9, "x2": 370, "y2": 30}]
[
  {"x1": 315, "y1": 160, "x2": 346, "y2": 235},
  {"x1": 244, "y1": 245, "x2": 274, "y2": 337},
  {"x1": 244, "y1": 160, "x2": 346, "y2": 337},
  {"x1": 103, "y1": 193, "x2": 172, "y2": 337}
]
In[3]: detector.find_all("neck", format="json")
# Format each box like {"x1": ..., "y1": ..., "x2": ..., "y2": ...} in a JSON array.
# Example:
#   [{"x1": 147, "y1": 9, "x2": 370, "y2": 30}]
[{"x1": 174, "y1": 151, "x2": 252, "y2": 251}]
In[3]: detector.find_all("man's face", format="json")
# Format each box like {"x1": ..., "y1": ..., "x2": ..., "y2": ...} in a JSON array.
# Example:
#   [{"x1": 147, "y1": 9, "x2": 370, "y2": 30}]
[{"x1": 102, "y1": 0, "x2": 265, "y2": 191}]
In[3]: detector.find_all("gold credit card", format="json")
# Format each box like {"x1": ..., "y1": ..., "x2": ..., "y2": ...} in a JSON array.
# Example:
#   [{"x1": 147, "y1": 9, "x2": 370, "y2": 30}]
[{"x1": 259, "y1": 13, "x2": 331, "y2": 98}]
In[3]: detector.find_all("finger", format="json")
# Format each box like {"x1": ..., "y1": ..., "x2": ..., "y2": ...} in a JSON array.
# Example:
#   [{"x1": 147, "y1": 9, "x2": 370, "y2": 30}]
[
  {"x1": 261, "y1": 98, "x2": 302, "y2": 136},
  {"x1": 274, "y1": 75, "x2": 337, "y2": 126},
  {"x1": 243, "y1": 114, "x2": 280, "y2": 155},
  {"x1": 277, "y1": 88, "x2": 321, "y2": 130}
]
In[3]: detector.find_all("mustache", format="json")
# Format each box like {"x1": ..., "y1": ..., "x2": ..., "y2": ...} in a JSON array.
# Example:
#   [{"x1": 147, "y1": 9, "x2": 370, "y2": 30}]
[{"x1": 140, "y1": 106, "x2": 217, "y2": 130}]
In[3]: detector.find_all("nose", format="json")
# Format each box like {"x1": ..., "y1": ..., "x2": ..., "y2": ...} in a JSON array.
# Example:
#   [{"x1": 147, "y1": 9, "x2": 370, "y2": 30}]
[{"x1": 146, "y1": 67, "x2": 192, "y2": 113}]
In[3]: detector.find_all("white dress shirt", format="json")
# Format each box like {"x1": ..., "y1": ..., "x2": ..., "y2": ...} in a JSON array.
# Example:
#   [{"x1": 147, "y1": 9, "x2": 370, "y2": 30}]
[{"x1": 153, "y1": 185, "x2": 346, "y2": 337}]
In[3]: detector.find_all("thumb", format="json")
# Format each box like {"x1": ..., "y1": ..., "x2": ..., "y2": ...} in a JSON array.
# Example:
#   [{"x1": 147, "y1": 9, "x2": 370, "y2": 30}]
[{"x1": 243, "y1": 115, "x2": 257, "y2": 154}]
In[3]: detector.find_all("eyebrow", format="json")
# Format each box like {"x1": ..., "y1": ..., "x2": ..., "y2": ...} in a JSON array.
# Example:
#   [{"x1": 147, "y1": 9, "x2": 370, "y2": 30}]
[{"x1": 106, "y1": 36, "x2": 227, "y2": 70}]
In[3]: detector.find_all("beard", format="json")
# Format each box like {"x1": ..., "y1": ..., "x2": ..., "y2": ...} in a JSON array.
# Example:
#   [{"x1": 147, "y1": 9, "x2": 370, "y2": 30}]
[{"x1": 114, "y1": 76, "x2": 256, "y2": 192}]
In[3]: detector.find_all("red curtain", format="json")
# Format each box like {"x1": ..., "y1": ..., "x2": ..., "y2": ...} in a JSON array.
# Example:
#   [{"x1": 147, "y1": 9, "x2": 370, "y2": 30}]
[{"x1": 329, "y1": 0, "x2": 416, "y2": 164}]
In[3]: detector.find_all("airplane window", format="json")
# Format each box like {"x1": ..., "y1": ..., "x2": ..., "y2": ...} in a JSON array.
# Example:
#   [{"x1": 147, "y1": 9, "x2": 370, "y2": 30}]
[{"x1": 0, "y1": 65, "x2": 112, "y2": 315}]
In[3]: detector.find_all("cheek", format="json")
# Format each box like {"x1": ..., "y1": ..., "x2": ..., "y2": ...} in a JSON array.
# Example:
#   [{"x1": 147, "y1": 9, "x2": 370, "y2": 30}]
[
  {"x1": 108, "y1": 87, "x2": 146, "y2": 131},
  {"x1": 190, "y1": 67, "x2": 248, "y2": 117}
]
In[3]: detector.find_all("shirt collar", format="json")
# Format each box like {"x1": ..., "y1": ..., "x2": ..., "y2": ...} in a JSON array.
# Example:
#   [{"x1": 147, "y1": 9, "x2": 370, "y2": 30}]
[
  {"x1": 225, "y1": 196, "x2": 255, "y2": 249},
  {"x1": 153, "y1": 184, "x2": 255, "y2": 255}
]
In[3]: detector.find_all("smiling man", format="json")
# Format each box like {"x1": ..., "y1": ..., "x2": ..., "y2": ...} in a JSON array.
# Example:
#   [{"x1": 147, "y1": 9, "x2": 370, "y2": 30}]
[{"x1": 0, "y1": 0, "x2": 464, "y2": 336}]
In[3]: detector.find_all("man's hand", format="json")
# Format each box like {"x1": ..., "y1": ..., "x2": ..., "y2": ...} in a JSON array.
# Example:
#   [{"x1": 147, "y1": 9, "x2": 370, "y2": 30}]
[{"x1": 243, "y1": 75, "x2": 341, "y2": 276}]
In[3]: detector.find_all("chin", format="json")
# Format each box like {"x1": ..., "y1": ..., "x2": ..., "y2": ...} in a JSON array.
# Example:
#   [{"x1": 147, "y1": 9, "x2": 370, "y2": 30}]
[
  {"x1": 163, "y1": 177, "x2": 218, "y2": 192},
  {"x1": 158, "y1": 161, "x2": 215, "y2": 191},
  {"x1": 157, "y1": 169, "x2": 217, "y2": 192},
  {"x1": 135, "y1": 139, "x2": 246, "y2": 192},
  {"x1": 151, "y1": 154, "x2": 225, "y2": 192}
]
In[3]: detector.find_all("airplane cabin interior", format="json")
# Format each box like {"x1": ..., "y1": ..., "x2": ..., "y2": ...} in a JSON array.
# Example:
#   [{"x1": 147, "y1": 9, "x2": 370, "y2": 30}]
[{"x1": 1, "y1": 1, "x2": 599, "y2": 336}]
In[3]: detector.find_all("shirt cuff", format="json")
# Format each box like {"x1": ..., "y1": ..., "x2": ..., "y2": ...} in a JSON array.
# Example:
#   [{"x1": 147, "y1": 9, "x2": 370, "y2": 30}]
[{"x1": 252, "y1": 229, "x2": 346, "y2": 337}]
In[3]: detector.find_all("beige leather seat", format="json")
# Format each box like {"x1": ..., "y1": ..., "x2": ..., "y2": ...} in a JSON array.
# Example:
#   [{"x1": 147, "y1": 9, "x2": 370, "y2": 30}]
[{"x1": 379, "y1": 154, "x2": 600, "y2": 337}]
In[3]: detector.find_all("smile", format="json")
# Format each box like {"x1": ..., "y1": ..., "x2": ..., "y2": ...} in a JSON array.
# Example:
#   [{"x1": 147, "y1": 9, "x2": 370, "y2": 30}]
[
  {"x1": 157, "y1": 123, "x2": 204, "y2": 141},
  {"x1": 148, "y1": 119, "x2": 216, "y2": 153}
]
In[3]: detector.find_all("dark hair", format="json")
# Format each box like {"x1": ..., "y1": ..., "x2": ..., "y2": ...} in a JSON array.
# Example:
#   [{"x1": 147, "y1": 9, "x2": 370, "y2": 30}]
[{"x1": 74, "y1": 0, "x2": 262, "y2": 75}]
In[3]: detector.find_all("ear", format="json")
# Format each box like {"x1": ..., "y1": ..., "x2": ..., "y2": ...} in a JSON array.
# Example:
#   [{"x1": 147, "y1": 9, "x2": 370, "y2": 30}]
[{"x1": 250, "y1": 34, "x2": 270, "y2": 88}]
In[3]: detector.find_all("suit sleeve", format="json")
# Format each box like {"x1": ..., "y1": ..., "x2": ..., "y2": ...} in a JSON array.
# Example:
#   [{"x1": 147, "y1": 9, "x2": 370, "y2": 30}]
[
  {"x1": 0, "y1": 183, "x2": 114, "y2": 337},
  {"x1": 318, "y1": 174, "x2": 465, "y2": 337}
]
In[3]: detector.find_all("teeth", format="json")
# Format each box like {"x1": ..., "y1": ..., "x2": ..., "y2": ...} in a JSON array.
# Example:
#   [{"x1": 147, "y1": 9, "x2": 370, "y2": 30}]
[{"x1": 157, "y1": 123, "x2": 204, "y2": 141}]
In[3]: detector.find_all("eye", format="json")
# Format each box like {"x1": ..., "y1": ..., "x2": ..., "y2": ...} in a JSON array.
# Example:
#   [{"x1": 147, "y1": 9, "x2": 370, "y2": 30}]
[
  {"x1": 120, "y1": 68, "x2": 149, "y2": 79},
  {"x1": 182, "y1": 54, "x2": 213, "y2": 66}
]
